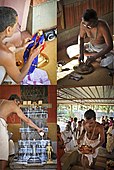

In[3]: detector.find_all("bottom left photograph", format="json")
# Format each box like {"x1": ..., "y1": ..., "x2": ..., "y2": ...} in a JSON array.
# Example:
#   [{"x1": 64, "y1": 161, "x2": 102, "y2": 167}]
[{"x1": 0, "y1": 85, "x2": 57, "y2": 170}]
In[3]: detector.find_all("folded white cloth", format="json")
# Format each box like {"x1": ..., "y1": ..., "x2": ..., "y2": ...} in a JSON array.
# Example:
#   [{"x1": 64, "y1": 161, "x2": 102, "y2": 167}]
[
  {"x1": 21, "y1": 68, "x2": 51, "y2": 85},
  {"x1": 67, "y1": 44, "x2": 79, "y2": 58}
]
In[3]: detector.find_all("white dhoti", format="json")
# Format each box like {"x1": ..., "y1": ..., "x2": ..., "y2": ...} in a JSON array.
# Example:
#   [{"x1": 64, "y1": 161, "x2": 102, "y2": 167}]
[
  {"x1": 79, "y1": 133, "x2": 100, "y2": 166},
  {"x1": 0, "y1": 118, "x2": 9, "y2": 161},
  {"x1": 21, "y1": 68, "x2": 51, "y2": 85},
  {"x1": 67, "y1": 43, "x2": 114, "y2": 69}
]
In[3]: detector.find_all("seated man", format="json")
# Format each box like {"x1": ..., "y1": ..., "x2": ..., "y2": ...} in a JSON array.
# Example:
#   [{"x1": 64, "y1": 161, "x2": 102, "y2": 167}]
[
  {"x1": 77, "y1": 109, "x2": 105, "y2": 168},
  {"x1": 0, "y1": 6, "x2": 50, "y2": 85},
  {"x1": 67, "y1": 9, "x2": 114, "y2": 69}
]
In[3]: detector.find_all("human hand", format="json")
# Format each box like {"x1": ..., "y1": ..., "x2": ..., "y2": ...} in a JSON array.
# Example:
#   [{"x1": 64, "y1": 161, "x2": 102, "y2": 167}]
[
  {"x1": 29, "y1": 44, "x2": 43, "y2": 60},
  {"x1": 78, "y1": 55, "x2": 84, "y2": 64},
  {"x1": 85, "y1": 56, "x2": 96, "y2": 65},
  {"x1": 78, "y1": 145, "x2": 93, "y2": 154},
  {"x1": 109, "y1": 133, "x2": 112, "y2": 136},
  {"x1": 22, "y1": 38, "x2": 34, "y2": 48},
  {"x1": 77, "y1": 138, "x2": 81, "y2": 145},
  {"x1": 37, "y1": 128, "x2": 44, "y2": 133},
  {"x1": 91, "y1": 147, "x2": 96, "y2": 154}
]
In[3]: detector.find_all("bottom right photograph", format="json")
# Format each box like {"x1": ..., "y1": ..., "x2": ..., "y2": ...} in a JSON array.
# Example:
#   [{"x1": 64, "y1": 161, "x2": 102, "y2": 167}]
[{"x1": 57, "y1": 86, "x2": 114, "y2": 170}]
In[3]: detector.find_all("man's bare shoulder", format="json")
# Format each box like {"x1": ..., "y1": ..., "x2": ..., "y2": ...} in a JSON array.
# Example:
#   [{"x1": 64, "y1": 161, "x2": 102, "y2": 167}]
[
  {"x1": 0, "y1": 44, "x2": 15, "y2": 66},
  {"x1": 0, "y1": 99, "x2": 13, "y2": 105},
  {"x1": 98, "y1": 19, "x2": 109, "y2": 28},
  {"x1": 96, "y1": 122, "x2": 104, "y2": 129},
  {"x1": 0, "y1": 44, "x2": 14, "y2": 59}
]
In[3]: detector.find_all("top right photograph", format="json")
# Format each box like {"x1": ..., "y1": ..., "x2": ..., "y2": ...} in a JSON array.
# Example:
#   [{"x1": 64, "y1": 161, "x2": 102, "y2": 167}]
[{"x1": 57, "y1": 0, "x2": 114, "y2": 86}]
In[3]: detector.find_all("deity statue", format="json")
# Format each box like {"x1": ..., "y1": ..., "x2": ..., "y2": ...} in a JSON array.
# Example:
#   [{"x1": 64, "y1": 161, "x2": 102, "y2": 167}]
[{"x1": 46, "y1": 142, "x2": 53, "y2": 162}]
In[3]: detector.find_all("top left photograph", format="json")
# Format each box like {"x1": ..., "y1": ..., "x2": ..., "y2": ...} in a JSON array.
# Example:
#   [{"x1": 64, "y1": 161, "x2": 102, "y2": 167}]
[{"x1": 0, "y1": 0, "x2": 57, "y2": 85}]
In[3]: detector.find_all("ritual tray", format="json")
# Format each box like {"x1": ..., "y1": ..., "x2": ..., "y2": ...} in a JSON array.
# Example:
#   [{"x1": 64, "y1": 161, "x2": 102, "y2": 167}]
[
  {"x1": 38, "y1": 53, "x2": 49, "y2": 68},
  {"x1": 74, "y1": 63, "x2": 94, "y2": 75},
  {"x1": 78, "y1": 145, "x2": 92, "y2": 154}
]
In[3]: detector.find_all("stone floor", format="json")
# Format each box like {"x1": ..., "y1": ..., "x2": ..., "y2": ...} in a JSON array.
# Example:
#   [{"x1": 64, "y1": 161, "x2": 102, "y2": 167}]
[{"x1": 61, "y1": 147, "x2": 114, "y2": 170}]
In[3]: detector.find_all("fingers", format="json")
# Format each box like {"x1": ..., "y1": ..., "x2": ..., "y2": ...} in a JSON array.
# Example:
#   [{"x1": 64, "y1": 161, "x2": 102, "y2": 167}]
[
  {"x1": 85, "y1": 59, "x2": 90, "y2": 66},
  {"x1": 38, "y1": 128, "x2": 44, "y2": 134},
  {"x1": 24, "y1": 37, "x2": 31, "y2": 43},
  {"x1": 85, "y1": 57, "x2": 92, "y2": 65},
  {"x1": 29, "y1": 43, "x2": 43, "y2": 59},
  {"x1": 23, "y1": 38, "x2": 34, "y2": 48}
]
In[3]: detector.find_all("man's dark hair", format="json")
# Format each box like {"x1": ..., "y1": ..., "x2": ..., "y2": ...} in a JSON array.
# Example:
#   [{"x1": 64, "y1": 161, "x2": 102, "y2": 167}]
[
  {"x1": 0, "y1": 6, "x2": 18, "y2": 32},
  {"x1": 82, "y1": 9, "x2": 98, "y2": 22},
  {"x1": 74, "y1": 117, "x2": 77, "y2": 122},
  {"x1": 84, "y1": 109, "x2": 96, "y2": 120},
  {"x1": 8, "y1": 94, "x2": 21, "y2": 101}
]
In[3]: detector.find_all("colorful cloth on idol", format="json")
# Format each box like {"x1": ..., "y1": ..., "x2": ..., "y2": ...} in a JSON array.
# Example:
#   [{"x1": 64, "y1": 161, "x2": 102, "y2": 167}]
[{"x1": 23, "y1": 32, "x2": 45, "y2": 74}]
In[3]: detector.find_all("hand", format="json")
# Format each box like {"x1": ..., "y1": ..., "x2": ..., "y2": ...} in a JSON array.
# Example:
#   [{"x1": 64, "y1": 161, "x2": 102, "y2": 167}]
[
  {"x1": 22, "y1": 38, "x2": 34, "y2": 48},
  {"x1": 77, "y1": 138, "x2": 80, "y2": 145},
  {"x1": 29, "y1": 44, "x2": 43, "y2": 60},
  {"x1": 86, "y1": 56, "x2": 96, "y2": 65},
  {"x1": 37, "y1": 128, "x2": 43, "y2": 133},
  {"x1": 92, "y1": 147, "x2": 96, "y2": 154},
  {"x1": 79, "y1": 55, "x2": 84, "y2": 63},
  {"x1": 109, "y1": 133, "x2": 112, "y2": 136}
]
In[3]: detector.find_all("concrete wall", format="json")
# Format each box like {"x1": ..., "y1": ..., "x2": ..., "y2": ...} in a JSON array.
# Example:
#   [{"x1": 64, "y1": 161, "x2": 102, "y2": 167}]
[
  {"x1": 27, "y1": 0, "x2": 57, "y2": 34},
  {"x1": 0, "y1": 0, "x2": 4, "y2": 5}
]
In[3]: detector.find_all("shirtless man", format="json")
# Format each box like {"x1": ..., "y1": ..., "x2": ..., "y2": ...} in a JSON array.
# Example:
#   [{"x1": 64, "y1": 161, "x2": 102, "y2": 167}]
[
  {"x1": 0, "y1": 95, "x2": 42, "y2": 170},
  {"x1": 0, "y1": 6, "x2": 42, "y2": 84},
  {"x1": 77, "y1": 109, "x2": 105, "y2": 168},
  {"x1": 67, "y1": 9, "x2": 113, "y2": 68}
]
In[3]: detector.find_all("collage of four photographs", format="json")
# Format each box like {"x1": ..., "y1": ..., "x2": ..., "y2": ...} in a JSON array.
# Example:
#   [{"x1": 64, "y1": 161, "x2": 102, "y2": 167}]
[{"x1": 0, "y1": 0, "x2": 114, "y2": 170}]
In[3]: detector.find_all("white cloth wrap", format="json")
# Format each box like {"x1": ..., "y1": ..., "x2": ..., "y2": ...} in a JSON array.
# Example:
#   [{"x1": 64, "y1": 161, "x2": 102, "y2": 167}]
[
  {"x1": 0, "y1": 118, "x2": 9, "y2": 160},
  {"x1": 21, "y1": 68, "x2": 51, "y2": 85},
  {"x1": 61, "y1": 130, "x2": 75, "y2": 152},
  {"x1": 81, "y1": 132, "x2": 100, "y2": 166},
  {"x1": 85, "y1": 43, "x2": 114, "y2": 68},
  {"x1": 67, "y1": 43, "x2": 114, "y2": 69}
]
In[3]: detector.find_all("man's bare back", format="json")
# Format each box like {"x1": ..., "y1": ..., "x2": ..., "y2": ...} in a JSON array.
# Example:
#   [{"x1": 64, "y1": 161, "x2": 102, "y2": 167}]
[{"x1": 0, "y1": 99, "x2": 20, "y2": 121}]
